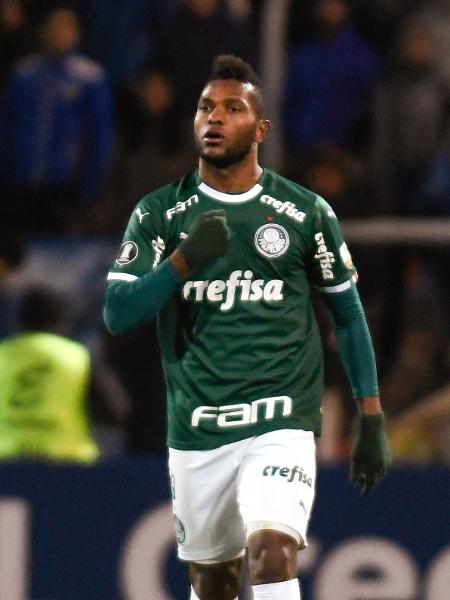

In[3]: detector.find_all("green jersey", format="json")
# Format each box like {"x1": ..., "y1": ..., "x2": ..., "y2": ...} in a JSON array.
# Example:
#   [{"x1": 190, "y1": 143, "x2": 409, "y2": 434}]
[{"x1": 107, "y1": 169, "x2": 356, "y2": 450}]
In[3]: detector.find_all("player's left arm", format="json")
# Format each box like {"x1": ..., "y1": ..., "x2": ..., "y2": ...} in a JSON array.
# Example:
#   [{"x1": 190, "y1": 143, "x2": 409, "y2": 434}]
[
  {"x1": 306, "y1": 195, "x2": 391, "y2": 495},
  {"x1": 322, "y1": 282, "x2": 391, "y2": 495}
]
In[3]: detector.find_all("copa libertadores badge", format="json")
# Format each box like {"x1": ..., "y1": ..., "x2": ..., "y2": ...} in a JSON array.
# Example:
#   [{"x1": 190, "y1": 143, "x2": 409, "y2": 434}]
[
  {"x1": 116, "y1": 241, "x2": 138, "y2": 265},
  {"x1": 255, "y1": 224, "x2": 289, "y2": 258}
]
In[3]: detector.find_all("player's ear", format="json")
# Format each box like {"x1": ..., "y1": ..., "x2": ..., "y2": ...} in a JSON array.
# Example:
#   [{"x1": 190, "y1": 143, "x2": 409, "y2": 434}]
[{"x1": 255, "y1": 119, "x2": 271, "y2": 144}]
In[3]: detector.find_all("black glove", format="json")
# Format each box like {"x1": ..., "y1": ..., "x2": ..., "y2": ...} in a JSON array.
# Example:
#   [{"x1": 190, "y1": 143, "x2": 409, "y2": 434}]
[
  {"x1": 350, "y1": 413, "x2": 391, "y2": 495},
  {"x1": 178, "y1": 209, "x2": 229, "y2": 269}
]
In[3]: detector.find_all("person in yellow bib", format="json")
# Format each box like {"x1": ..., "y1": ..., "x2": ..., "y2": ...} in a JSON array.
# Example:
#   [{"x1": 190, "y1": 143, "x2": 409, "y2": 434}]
[{"x1": 0, "y1": 286, "x2": 99, "y2": 463}]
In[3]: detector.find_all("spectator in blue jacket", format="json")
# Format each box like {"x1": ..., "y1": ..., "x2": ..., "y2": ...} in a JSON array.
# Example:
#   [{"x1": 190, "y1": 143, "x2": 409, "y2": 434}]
[
  {"x1": 0, "y1": 3, "x2": 114, "y2": 234},
  {"x1": 282, "y1": 0, "x2": 381, "y2": 157}
]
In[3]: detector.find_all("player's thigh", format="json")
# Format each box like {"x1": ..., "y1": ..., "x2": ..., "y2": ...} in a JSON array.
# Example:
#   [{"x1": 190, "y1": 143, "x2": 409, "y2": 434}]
[
  {"x1": 168, "y1": 443, "x2": 247, "y2": 562},
  {"x1": 190, "y1": 556, "x2": 244, "y2": 599},
  {"x1": 237, "y1": 428, "x2": 316, "y2": 548}
]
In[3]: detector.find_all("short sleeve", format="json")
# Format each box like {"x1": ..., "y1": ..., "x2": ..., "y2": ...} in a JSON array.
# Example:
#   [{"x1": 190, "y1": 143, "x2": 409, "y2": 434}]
[
  {"x1": 107, "y1": 194, "x2": 168, "y2": 282},
  {"x1": 305, "y1": 195, "x2": 357, "y2": 292}
]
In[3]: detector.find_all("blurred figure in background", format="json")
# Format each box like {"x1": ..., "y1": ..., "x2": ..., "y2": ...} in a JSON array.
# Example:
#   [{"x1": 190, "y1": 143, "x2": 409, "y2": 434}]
[
  {"x1": 350, "y1": 0, "x2": 415, "y2": 55},
  {"x1": 376, "y1": 221, "x2": 450, "y2": 464},
  {"x1": 78, "y1": 0, "x2": 174, "y2": 86},
  {"x1": 102, "y1": 68, "x2": 195, "y2": 233},
  {"x1": 0, "y1": 286, "x2": 99, "y2": 462},
  {"x1": 406, "y1": 0, "x2": 450, "y2": 84},
  {"x1": 0, "y1": 0, "x2": 31, "y2": 92},
  {"x1": 412, "y1": 128, "x2": 450, "y2": 217},
  {"x1": 389, "y1": 383, "x2": 450, "y2": 463},
  {"x1": 371, "y1": 22, "x2": 450, "y2": 214},
  {"x1": 380, "y1": 255, "x2": 449, "y2": 411},
  {"x1": 0, "y1": 3, "x2": 114, "y2": 235},
  {"x1": 0, "y1": 285, "x2": 130, "y2": 462},
  {"x1": 104, "y1": 321, "x2": 167, "y2": 455},
  {"x1": 282, "y1": 0, "x2": 381, "y2": 173},
  {"x1": 301, "y1": 146, "x2": 371, "y2": 217},
  {"x1": 99, "y1": 67, "x2": 178, "y2": 448},
  {"x1": 368, "y1": 21, "x2": 450, "y2": 391},
  {"x1": 155, "y1": 0, "x2": 256, "y2": 138}
]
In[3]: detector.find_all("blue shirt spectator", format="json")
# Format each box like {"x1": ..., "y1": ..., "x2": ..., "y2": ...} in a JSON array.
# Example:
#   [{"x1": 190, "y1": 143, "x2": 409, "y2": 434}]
[
  {"x1": 283, "y1": 0, "x2": 381, "y2": 154},
  {"x1": 0, "y1": 6, "x2": 113, "y2": 209}
]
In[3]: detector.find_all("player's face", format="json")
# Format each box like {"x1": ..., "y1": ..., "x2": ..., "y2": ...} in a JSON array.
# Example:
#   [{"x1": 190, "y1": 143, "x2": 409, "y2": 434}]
[{"x1": 194, "y1": 80, "x2": 267, "y2": 168}]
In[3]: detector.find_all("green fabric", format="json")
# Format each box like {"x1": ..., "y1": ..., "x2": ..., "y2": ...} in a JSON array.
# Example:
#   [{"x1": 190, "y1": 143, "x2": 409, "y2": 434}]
[
  {"x1": 0, "y1": 332, "x2": 98, "y2": 462},
  {"x1": 178, "y1": 209, "x2": 229, "y2": 269},
  {"x1": 350, "y1": 413, "x2": 391, "y2": 495},
  {"x1": 104, "y1": 169, "x2": 357, "y2": 450},
  {"x1": 104, "y1": 258, "x2": 182, "y2": 335},
  {"x1": 322, "y1": 282, "x2": 379, "y2": 398}
]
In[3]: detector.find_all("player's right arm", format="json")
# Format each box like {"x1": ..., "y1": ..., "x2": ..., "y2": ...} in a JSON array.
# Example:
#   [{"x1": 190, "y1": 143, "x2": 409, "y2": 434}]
[{"x1": 103, "y1": 198, "x2": 228, "y2": 335}]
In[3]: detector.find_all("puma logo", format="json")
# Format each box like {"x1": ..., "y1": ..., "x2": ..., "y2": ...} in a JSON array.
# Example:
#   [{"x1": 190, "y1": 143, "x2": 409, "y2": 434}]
[{"x1": 135, "y1": 208, "x2": 150, "y2": 223}]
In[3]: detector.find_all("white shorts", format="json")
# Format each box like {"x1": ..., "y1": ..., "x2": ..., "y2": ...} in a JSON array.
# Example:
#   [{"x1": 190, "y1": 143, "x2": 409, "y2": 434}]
[{"x1": 168, "y1": 428, "x2": 316, "y2": 563}]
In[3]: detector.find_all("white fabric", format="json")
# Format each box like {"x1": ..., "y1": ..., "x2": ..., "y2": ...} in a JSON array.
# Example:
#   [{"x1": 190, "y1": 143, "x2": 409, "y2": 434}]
[
  {"x1": 190, "y1": 588, "x2": 201, "y2": 600},
  {"x1": 193, "y1": 549, "x2": 245, "y2": 565},
  {"x1": 252, "y1": 578, "x2": 301, "y2": 599},
  {"x1": 198, "y1": 180, "x2": 263, "y2": 203},
  {"x1": 169, "y1": 429, "x2": 316, "y2": 562},
  {"x1": 316, "y1": 280, "x2": 351, "y2": 293},
  {"x1": 107, "y1": 272, "x2": 138, "y2": 282}
]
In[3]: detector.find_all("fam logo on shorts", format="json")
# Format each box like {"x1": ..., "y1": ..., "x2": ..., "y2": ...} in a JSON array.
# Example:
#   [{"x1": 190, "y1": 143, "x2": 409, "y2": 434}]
[
  {"x1": 116, "y1": 241, "x2": 138, "y2": 265},
  {"x1": 254, "y1": 224, "x2": 289, "y2": 258},
  {"x1": 173, "y1": 514, "x2": 186, "y2": 544}
]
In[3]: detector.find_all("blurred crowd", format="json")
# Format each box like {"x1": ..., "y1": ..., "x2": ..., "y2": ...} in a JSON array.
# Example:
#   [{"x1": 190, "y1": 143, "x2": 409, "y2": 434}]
[{"x1": 0, "y1": 0, "x2": 449, "y2": 463}]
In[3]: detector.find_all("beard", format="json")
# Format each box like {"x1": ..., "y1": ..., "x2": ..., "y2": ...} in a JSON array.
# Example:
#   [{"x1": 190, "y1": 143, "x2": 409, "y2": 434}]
[{"x1": 194, "y1": 130, "x2": 255, "y2": 169}]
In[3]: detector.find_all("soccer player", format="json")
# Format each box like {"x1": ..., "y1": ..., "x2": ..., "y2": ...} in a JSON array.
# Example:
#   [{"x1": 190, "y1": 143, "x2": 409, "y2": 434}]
[{"x1": 104, "y1": 55, "x2": 390, "y2": 600}]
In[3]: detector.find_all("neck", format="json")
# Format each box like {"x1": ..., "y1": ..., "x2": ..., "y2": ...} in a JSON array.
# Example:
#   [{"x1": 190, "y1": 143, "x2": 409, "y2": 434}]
[{"x1": 198, "y1": 151, "x2": 263, "y2": 193}]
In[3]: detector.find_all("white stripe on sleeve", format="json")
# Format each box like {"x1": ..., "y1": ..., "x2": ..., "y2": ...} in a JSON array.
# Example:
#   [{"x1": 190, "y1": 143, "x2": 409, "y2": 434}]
[
  {"x1": 316, "y1": 280, "x2": 352, "y2": 293},
  {"x1": 107, "y1": 272, "x2": 138, "y2": 282}
]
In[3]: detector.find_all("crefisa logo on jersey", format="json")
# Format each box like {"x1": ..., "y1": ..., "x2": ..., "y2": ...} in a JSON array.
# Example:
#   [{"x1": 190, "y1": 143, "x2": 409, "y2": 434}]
[
  {"x1": 116, "y1": 241, "x2": 138, "y2": 265},
  {"x1": 254, "y1": 224, "x2": 289, "y2": 258}
]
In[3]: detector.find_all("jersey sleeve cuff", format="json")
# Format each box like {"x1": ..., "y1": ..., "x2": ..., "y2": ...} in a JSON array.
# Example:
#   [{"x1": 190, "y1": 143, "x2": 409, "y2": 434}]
[
  {"x1": 315, "y1": 274, "x2": 357, "y2": 294},
  {"x1": 107, "y1": 257, "x2": 183, "y2": 284}
]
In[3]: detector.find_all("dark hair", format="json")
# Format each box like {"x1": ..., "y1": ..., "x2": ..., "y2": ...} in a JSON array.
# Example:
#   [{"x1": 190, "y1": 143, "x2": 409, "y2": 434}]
[
  {"x1": 206, "y1": 54, "x2": 265, "y2": 116},
  {"x1": 208, "y1": 55, "x2": 260, "y2": 86},
  {"x1": 19, "y1": 286, "x2": 67, "y2": 332}
]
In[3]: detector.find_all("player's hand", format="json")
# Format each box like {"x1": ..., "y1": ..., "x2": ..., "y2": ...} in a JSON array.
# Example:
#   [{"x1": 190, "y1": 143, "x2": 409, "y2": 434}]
[
  {"x1": 350, "y1": 413, "x2": 391, "y2": 495},
  {"x1": 178, "y1": 209, "x2": 229, "y2": 269}
]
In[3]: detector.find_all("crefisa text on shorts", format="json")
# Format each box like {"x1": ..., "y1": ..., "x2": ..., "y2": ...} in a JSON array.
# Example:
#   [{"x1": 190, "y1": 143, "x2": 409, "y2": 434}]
[{"x1": 262, "y1": 464, "x2": 313, "y2": 487}]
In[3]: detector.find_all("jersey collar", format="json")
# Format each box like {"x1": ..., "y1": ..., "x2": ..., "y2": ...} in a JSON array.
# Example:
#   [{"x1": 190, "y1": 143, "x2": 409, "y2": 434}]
[{"x1": 197, "y1": 173, "x2": 264, "y2": 204}]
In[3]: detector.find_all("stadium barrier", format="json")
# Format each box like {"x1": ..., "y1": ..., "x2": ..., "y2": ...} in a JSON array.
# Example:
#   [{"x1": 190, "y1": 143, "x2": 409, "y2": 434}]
[
  {"x1": 342, "y1": 218, "x2": 450, "y2": 246},
  {"x1": 0, "y1": 460, "x2": 449, "y2": 600}
]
